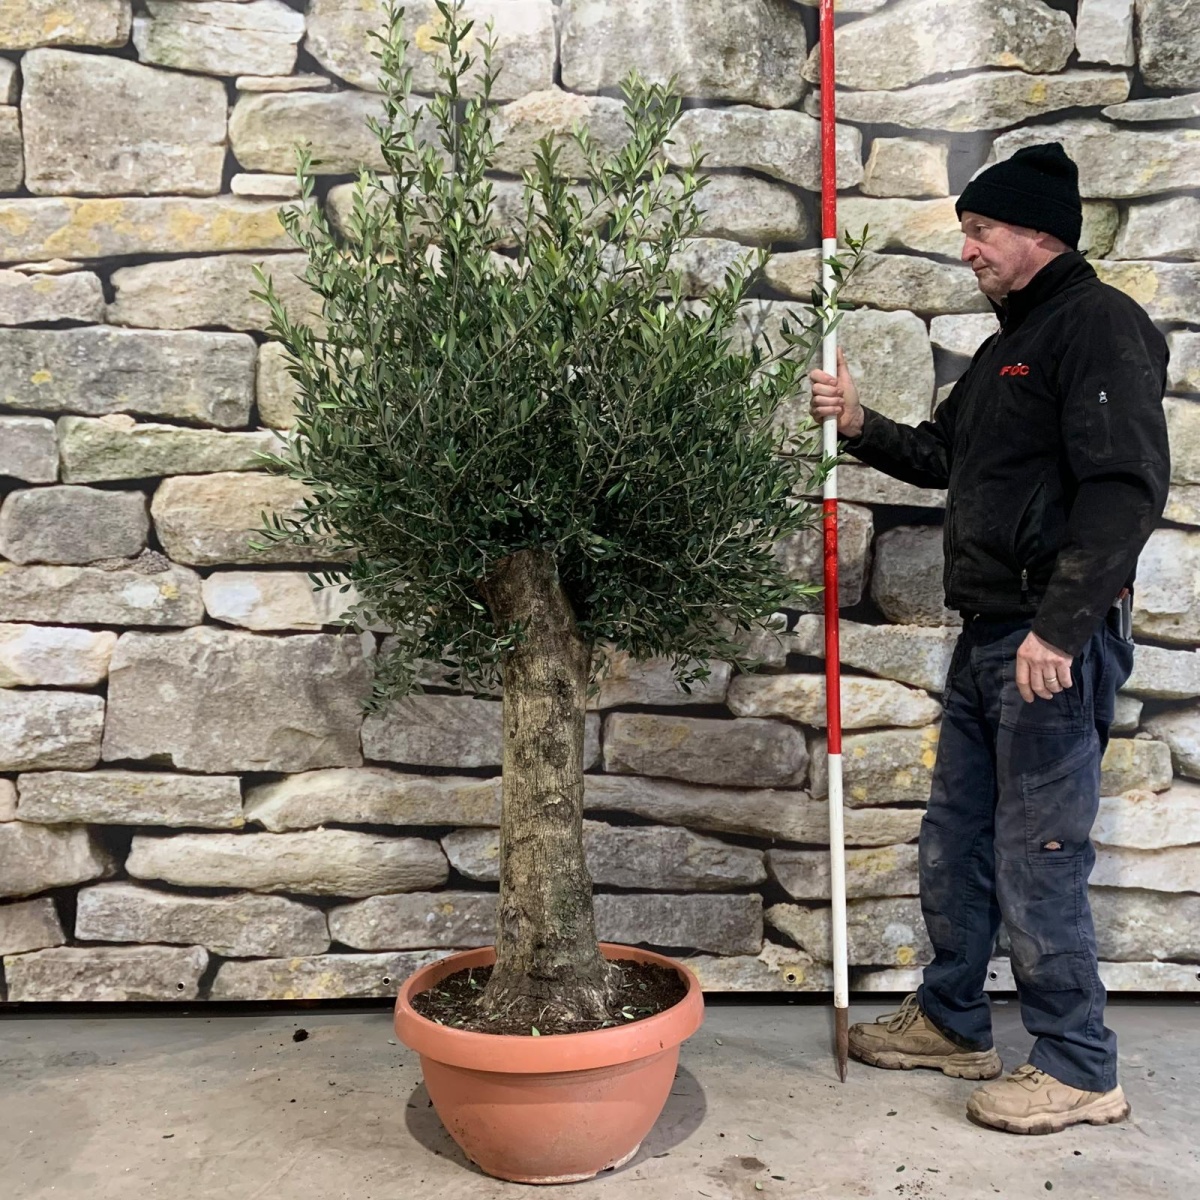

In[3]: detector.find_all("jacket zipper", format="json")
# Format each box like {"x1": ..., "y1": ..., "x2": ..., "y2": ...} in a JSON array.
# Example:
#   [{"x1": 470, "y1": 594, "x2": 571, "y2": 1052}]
[
  {"x1": 1097, "y1": 390, "x2": 1113, "y2": 458},
  {"x1": 1021, "y1": 568, "x2": 1029, "y2": 603}
]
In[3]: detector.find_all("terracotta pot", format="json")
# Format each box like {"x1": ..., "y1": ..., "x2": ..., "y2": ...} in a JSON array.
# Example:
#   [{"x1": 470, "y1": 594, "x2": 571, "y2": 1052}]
[{"x1": 394, "y1": 942, "x2": 705, "y2": 1184}]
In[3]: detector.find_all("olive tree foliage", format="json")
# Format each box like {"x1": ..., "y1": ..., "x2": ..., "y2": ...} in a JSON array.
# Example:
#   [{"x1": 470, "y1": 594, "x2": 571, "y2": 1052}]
[{"x1": 252, "y1": 0, "x2": 860, "y2": 709}]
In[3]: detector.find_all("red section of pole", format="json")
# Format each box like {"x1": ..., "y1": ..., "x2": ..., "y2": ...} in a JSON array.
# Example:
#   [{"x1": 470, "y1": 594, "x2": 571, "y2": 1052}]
[{"x1": 820, "y1": 0, "x2": 838, "y2": 242}]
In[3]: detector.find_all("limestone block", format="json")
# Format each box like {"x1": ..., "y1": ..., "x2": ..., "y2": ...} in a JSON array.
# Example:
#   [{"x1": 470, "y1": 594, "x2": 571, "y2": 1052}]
[
  {"x1": 126, "y1": 829, "x2": 449, "y2": 897},
  {"x1": 767, "y1": 896, "x2": 930, "y2": 967},
  {"x1": 306, "y1": 0, "x2": 555, "y2": 100},
  {"x1": 1112, "y1": 694, "x2": 1144, "y2": 734},
  {"x1": 0, "y1": 624, "x2": 117, "y2": 687},
  {"x1": 1092, "y1": 261, "x2": 1200, "y2": 325},
  {"x1": 1123, "y1": 645, "x2": 1200, "y2": 699},
  {"x1": 210, "y1": 949, "x2": 448, "y2": 999},
  {"x1": 686, "y1": 944, "x2": 833, "y2": 992},
  {"x1": 728, "y1": 674, "x2": 939, "y2": 730},
  {"x1": 1076, "y1": 0, "x2": 1136, "y2": 65},
  {"x1": 0, "y1": 486, "x2": 147, "y2": 566},
  {"x1": 1092, "y1": 844, "x2": 1200, "y2": 893},
  {"x1": 595, "y1": 892, "x2": 763, "y2": 956},
  {"x1": 17, "y1": 770, "x2": 244, "y2": 829},
  {"x1": 20, "y1": 49, "x2": 226, "y2": 196},
  {"x1": 0, "y1": 0, "x2": 130, "y2": 50},
  {"x1": 103, "y1": 628, "x2": 370, "y2": 772},
  {"x1": 1103, "y1": 92, "x2": 1200, "y2": 122},
  {"x1": 1094, "y1": 782, "x2": 1200, "y2": 848},
  {"x1": 202, "y1": 570, "x2": 359, "y2": 631},
  {"x1": 790, "y1": 615, "x2": 959, "y2": 694},
  {"x1": 809, "y1": 725, "x2": 941, "y2": 806},
  {"x1": 329, "y1": 890, "x2": 495, "y2": 950},
  {"x1": 561, "y1": 0, "x2": 808, "y2": 107},
  {"x1": 767, "y1": 844, "x2": 920, "y2": 901},
  {"x1": 691, "y1": 176, "x2": 807, "y2": 245},
  {"x1": 245, "y1": 768, "x2": 500, "y2": 831},
  {"x1": 774, "y1": 502, "x2": 873, "y2": 611},
  {"x1": 230, "y1": 90, "x2": 427, "y2": 174},
  {"x1": 583, "y1": 773, "x2": 923, "y2": 847},
  {"x1": 828, "y1": 465, "x2": 946, "y2": 509},
  {"x1": 237, "y1": 73, "x2": 335, "y2": 92},
  {"x1": 861, "y1": 138, "x2": 948, "y2": 199},
  {"x1": 0, "y1": 327, "x2": 256, "y2": 427},
  {"x1": 108, "y1": 253, "x2": 321, "y2": 334},
  {"x1": 75, "y1": 883, "x2": 329, "y2": 957},
  {"x1": 666, "y1": 107, "x2": 862, "y2": 193},
  {"x1": 150, "y1": 472, "x2": 346, "y2": 567},
  {"x1": 591, "y1": 650, "x2": 731, "y2": 709},
  {"x1": 3, "y1": 945, "x2": 208, "y2": 1002},
  {"x1": 0, "y1": 197, "x2": 302, "y2": 264},
  {"x1": 991, "y1": 120, "x2": 1200, "y2": 199},
  {"x1": 1090, "y1": 887, "x2": 1200, "y2": 960},
  {"x1": 0, "y1": 779, "x2": 14, "y2": 821},
  {"x1": 0, "y1": 562, "x2": 205, "y2": 628},
  {"x1": 1136, "y1": 0, "x2": 1200, "y2": 88},
  {"x1": 0, "y1": 897, "x2": 65, "y2": 956},
  {"x1": 603, "y1": 712, "x2": 807, "y2": 788},
  {"x1": 1165, "y1": 398, "x2": 1200, "y2": 485},
  {"x1": 1165, "y1": 485, "x2": 1200, "y2": 527},
  {"x1": 58, "y1": 416, "x2": 283, "y2": 483},
  {"x1": 0, "y1": 823, "x2": 113, "y2": 898},
  {"x1": 361, "y1": 696, "x2": 599, "y2": 771},
  {"x1": 230, "y1": 173, "x2": 302, "y2": 199},
  {"x1": 0, "y1": 690, "x2": 105, "y2": 772},
  {"x1": 766, "y1": 251, "x2": 990, "y2": 316},
  {"x1": 1143, "y1": 711, "x2": 1200, "y2": 780},
  {"x1": 486, "y1": 90, "x2": 632, "y2": 179},
  {"x1": 1168, "y1": 333, "x2": 1200, "y2": 394},
  {"x1": 824, "y1": 71, "x2": 1130, "y2": 134},
  {"x1": 256, "y1": 340, "x2": 303, "y2": 429},
  {"x1": 441, "y1": 821, "x2": 766, "y2": 891},
  {"x1": 0, "y1": 106, "x2": 20, "y2": 191},
  {"x1": 1133, "y1": 528, "x2": 1200, "y2": 644},
  {"x1": 802, "y1": 0, "x2": 1072, "y2": 90},
  {"x1": 1100, "y1": 738, "x2": 1173, "y2": 794},
  {"x1": 0, "y1": 417, "x2": 57, "y2": 484},
  {"x1": 930, "y1": 314, "x2": 1000, "y2": 359},
  {"x1": 871, "y1": 525, "x2": 958, "y2": 627},
  {"x1": 0, "y1": 269, "x2": 103, "y2": 323},
  {"x1": 133, "y1": 1, "x2": 304, "y2": 78}
]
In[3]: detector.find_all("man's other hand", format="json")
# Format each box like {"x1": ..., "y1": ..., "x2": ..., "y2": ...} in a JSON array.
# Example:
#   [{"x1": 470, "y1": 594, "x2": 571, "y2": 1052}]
[
  {"x1": 809, "y1": 347, "x2": 865, "y2": 438},
  {"x1": 1016, "y1": 631, "x2": 1075, "y2": 702}
]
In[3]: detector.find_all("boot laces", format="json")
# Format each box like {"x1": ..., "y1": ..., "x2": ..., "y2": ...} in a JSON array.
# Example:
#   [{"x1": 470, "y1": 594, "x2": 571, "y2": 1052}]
[
  {"x1": 1009, "y1": 1064, "x2": 1049, "y2": 1086},
  {"x1": 879, "y1": 992, "x2": 922, "y2": 1034}
]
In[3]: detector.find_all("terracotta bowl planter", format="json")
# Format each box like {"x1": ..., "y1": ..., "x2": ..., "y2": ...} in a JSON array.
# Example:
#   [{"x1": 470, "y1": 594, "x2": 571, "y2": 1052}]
[{"x1": 394, "y1": 942, "x2": 705, "y2": 1184}]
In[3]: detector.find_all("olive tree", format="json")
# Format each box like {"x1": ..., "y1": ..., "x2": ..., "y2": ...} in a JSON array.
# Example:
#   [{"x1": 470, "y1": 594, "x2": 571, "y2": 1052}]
[{"x1": 253, "y1": 0, "x2": 858, "y2": 1029}]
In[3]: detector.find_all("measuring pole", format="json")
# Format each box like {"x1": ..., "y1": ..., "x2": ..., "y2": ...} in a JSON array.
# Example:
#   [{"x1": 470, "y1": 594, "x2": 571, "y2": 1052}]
[{"x1": 819, "y1": 0, "x2": 850, "y2": 1084}]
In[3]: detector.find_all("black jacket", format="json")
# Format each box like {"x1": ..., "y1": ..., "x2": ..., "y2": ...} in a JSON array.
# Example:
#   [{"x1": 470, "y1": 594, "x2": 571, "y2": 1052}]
[{"x1": 844, "y1": 252, "x2": 1170, "y2": 657}]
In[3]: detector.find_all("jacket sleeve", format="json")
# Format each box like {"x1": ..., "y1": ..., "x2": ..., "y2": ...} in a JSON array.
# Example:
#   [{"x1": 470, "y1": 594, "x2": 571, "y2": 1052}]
[
  {"x1": 1032, "y1": 306, "x2": 1170, "y2": 657},
  {"x1": 840, "y1": 370, "x2": 965, "y2": 490}
]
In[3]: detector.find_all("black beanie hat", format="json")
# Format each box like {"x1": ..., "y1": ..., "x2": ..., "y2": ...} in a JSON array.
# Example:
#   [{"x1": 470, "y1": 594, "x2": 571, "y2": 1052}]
[{"x1": 956, "y1": 142, "x2": 1082, "y2": 250}]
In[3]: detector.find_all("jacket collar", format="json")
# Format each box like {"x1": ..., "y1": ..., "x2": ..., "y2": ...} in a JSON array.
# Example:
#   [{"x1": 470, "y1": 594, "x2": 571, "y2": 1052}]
[{"x1": 991, "y1": 251, "x2": 1096, "y2": 330}]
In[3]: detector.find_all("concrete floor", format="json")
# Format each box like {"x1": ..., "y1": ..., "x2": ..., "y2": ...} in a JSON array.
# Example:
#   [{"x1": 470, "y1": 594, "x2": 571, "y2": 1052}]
[{"x1": 1, "y1": 998, "x2": 1196, "y2": 1200}]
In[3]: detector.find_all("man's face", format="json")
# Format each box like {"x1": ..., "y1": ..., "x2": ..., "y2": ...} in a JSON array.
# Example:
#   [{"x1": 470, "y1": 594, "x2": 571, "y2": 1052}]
[{"x1": 959, "y1": 212, "x2": 1047, "y2": 301}]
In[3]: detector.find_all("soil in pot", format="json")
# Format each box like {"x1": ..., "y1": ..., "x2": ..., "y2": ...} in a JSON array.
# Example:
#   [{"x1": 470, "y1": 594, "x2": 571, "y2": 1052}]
[{"x1": 411, "y1": 959, "x2": 688, "y2": 1035}]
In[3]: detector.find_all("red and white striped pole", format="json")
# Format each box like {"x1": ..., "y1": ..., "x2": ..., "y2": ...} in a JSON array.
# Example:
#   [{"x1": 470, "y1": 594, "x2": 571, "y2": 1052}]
[{"x1": 819, "y1": 0, "x2": 850, "y2": 1082}]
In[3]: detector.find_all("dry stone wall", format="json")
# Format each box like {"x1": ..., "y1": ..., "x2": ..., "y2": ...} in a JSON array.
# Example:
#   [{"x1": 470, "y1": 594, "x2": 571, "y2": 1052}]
[{"x1": 2, "y1": 0, "x2": 1199, "y2": 1001}]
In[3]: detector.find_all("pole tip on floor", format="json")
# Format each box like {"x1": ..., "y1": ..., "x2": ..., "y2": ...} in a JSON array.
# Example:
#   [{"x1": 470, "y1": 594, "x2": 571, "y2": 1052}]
[{"x1": 835, "y1": 1005, "x2": 849, "y2": 1082}]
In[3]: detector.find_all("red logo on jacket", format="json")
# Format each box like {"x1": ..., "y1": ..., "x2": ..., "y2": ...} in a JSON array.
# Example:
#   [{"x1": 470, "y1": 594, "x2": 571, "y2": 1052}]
[{"x1": 999, "y1": 363, "x2": 1031, "y2": 376}]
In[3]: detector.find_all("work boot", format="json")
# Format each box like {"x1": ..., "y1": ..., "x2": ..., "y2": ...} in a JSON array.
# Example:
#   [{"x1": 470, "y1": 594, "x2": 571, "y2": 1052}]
[
  {"x1": 967, "y1": 1064, "x2": 1131, "y2": 1135},
  {"x1": 848, "y1": 993, "x2": 1002, "y2": 1079}
]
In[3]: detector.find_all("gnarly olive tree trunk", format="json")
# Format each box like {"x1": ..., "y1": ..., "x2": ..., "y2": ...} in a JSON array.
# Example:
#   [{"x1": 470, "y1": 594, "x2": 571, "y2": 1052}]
[{"x1": 476, "y1": 547, "x2": 614, "y2": 1026}]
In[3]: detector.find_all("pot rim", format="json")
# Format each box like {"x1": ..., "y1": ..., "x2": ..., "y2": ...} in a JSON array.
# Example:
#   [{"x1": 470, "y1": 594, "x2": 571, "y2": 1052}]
[{"x1": 394, "y1": 942, "x2": 705, "y2": 1074}]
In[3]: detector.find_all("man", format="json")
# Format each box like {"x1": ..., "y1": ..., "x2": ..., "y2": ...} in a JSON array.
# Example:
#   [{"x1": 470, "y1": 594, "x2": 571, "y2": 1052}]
[{"x1": 810, "y1": 143, "x2": 1170, "y2": 1134}]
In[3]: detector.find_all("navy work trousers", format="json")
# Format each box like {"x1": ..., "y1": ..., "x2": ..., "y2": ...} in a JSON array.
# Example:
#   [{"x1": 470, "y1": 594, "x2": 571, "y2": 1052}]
[{"x1": 916, "y1": 608, "x2": 1134, "y2": 1092}]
